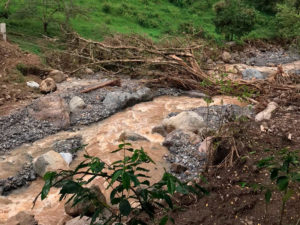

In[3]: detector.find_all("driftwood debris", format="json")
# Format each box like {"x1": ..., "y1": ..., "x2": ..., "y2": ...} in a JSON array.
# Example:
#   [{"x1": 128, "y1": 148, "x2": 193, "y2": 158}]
[
  {"x1": 80, "y1": 79, "x2": 121, "y2": 93},
  {"x1": 46, "y1": 31, "x2": 298, "y2": 98}
]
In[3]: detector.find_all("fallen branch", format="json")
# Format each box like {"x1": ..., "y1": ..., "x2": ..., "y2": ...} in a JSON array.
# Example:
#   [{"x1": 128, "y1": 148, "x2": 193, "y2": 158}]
[{"x1": 80, "y1": 79, "x2": 121, "y2": 93}]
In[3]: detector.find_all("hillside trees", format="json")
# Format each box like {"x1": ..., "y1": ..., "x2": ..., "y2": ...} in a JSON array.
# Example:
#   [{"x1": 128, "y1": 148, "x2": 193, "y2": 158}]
[
  {"x1": 12, "y1": 0, "x2": 86, "y2": 33},
  {"x1": 213, "y1": 0, "x2": 256, "y2": 40}
]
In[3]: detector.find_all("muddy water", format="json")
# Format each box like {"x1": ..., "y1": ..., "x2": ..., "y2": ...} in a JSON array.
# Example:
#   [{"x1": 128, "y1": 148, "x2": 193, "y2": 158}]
[{"x1": 0, "y1": 95, "x2": 246, "y2": 225}]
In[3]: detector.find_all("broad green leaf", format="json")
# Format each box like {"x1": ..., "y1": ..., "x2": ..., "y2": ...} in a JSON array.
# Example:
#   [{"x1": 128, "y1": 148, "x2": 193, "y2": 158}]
[
  {"x1": 60, "y1": 181, "x2": 82, "y2": 195},
  {"x1": 159, "y1": 215, "x2": 168, "y2": 225},
  {"x1": 119, "y1": 199, "x2": 131, "y2": 216},
  {"x1": 265, "y1": 189, "x2": 272, "y2": 203},
  {"x1": 107, "y1": 170, "x2": 123, "y2": 189},
  {"x1": 163, "y1": 194, "x2": 173, "y2": 209},
  {"x1": 167, "y1": 177, "x2": 176, "y2": 194},
  {"x1": 136, "y1": 167, "x2": 150, "y2": 172},
  {"x1": 43, "y1": 171, "x2": 56, "y2": 181},
  {"x1": 276, "y1": 176, "x2": 289, "y2": 191},
  {"x1": 122, "y1": 172, "x2": 130, "y2": 190},
  {"x1": 41, "y1": 179, "x2": 51, "y2": 200}
]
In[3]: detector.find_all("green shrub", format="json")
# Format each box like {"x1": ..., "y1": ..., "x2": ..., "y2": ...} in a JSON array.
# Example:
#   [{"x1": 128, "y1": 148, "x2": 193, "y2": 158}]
[
  {"x1": 38, "y1": 143, "x2": 208, "y2": 225},
  {"x1": 276, "y1": 3, "x2": 300, "y2": 38},
  {"x1": 213, "y1": 0, "x2": 257, "y2": 40}
]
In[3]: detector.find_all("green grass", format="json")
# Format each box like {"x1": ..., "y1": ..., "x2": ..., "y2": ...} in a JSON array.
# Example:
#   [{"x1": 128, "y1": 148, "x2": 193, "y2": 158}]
[
  {"x1": 1, "y1": 0, "x2": 221, "y2": 44},
  {"x1": 0, "y1": 0, "x2": 280, "y2": 52}
]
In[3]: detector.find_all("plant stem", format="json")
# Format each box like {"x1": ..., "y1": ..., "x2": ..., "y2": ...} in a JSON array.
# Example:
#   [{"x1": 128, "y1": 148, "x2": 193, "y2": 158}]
[{"x1": 279, "y1": 189, "x2": 288, "y2": 225}]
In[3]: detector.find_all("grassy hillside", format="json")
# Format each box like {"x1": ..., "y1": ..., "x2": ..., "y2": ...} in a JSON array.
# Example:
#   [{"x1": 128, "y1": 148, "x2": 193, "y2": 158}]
[{"x1": 0, "y1": 0, "x2": 279, "y2": 53}]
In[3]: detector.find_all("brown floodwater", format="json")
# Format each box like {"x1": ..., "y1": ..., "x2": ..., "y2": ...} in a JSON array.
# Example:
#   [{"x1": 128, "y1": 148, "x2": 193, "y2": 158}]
[{"x1": 0, "y1": 95, "x2": 246, "y2": 225}]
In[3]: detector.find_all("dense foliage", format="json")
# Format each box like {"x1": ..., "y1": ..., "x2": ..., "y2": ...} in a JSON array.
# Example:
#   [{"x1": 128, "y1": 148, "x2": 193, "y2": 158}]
[{"x1": 213, "y1": 0, "x2": 256, "y2": 40}]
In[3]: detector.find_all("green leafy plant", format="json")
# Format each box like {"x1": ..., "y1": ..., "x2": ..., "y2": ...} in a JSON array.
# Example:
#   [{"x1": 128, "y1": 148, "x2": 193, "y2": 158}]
[
  {"x1": 241, "y1": 148, "x2": 300, "y2": 225},
  {"x1": 37, "y1": 143, "x2": 208, "y2": 225}
]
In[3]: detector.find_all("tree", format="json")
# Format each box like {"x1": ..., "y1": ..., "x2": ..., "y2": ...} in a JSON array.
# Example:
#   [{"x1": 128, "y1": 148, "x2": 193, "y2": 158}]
[
  {"x1": 213, "y1": 0, "x2": 256, "y2": 40},
  {"x1": 14, "y1": 0, "x2": 86, "y2": 34}
]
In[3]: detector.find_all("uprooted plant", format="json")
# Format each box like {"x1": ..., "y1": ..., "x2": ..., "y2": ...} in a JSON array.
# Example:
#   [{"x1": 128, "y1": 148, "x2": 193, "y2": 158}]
[
  {"x1": 241, "y1": 148, "x2": 300, "y2": 225},
  {"x1": 35, "y1": 143, "x2": 209, "y2": 225}
]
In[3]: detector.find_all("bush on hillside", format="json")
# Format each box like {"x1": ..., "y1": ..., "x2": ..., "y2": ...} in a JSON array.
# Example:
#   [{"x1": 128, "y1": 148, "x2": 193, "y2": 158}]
[
  {"x1": 276, "y1": 2, "x2": 300, "y2": 38},
  {"x1": 213, "y1": 0, "x2": 256, "y2": 40}
]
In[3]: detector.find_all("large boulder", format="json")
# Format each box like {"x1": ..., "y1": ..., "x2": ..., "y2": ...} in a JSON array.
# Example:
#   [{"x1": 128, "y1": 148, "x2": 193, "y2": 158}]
[
  {"x1": 5, "y1": 211, "x2": 38, "y2": 225},
  {"x1": 40, "y1": 78, "x2": 57, "y2": 94},
  {"x1": 65, "y1": 185, "x2": 106, "y2": 217},
  {"x1": 242, "y1": 68, "x2": 265, "y2": 80},
  {"x1": 33, "y1": 150, "x2": 69, "y2": 177},
  {"x1": 28, "y1": 95, "x2": 70, "y2": 129},
  {"x1": 48, "y1": 70, "x2": 67, "y2": 83},
  {"x1": 69, "y1": 96, "x2": 86, "y2": 113},
  {"x1": 162, "y1": 111, "x2": 205, "y2": 134},
  {"x1": 103, "y1": 87, "x2": 153, "y2": 111}
]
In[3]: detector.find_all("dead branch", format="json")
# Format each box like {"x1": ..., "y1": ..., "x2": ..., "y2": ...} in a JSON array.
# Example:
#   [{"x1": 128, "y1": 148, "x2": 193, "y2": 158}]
[{"x1": 80, "y1": 79, "x2": 121, "y2": 93}]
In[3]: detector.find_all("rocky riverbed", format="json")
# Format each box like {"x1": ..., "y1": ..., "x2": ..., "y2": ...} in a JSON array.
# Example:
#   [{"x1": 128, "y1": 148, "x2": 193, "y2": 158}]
[{"x1": 0, "y1": 47, "x2": 299, "y2": 225}]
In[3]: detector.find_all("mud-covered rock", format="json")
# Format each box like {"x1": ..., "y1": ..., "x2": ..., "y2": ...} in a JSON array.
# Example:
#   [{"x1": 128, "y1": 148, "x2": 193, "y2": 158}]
[
  {"x1": 48, "y1": 70, "x2": 67, "y2": 83},
  {"x1": 162, "y1": 111, "x2": 205, "y2": 134},
  {"x1": 40, "y1": 78, "x2": 57, "y2": 93},
  {"x1": 28, "y1": 95, "x2": 70, "y2": 129},
  {"x1": 33, "y1": 150, "x2": 69, "y2": 177},
  {"x1": 65, "y1": 185, "x2": 106, "y2": 217},
  {"x1": 5, "y1": 211, "x2": 38, "y2": 225}
]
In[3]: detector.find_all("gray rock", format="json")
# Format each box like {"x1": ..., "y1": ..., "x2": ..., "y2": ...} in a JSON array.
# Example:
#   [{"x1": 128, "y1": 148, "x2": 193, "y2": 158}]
[
  {"x1": 33, "y1": 150, "x2": 69, "y2": 177},
  {"x1": 103, "y1": 87, "x2": 152, "y2": 111},
  {"x1": 242, "y1": 68, "x2": 265, "y2": 80},
  {"x1": 0, "y1": 163, "x2": 36, "y2": 195},
  {"x1": 118, "y1": 131, "x2": 149, "y2": 142},
  {"x1": 69, "y1": 96, "x2": 86, "y2": 113},
  {"x1": 28, "y1": 95, "x2": 70, "y2": 129},
  {"x1": 52, "y1": 136, "x2": 83, "y2": 157},
  {"x1": 152, "y1": 125, "x2": 168, "y2": 137},
  {"x1": 288, "y1": 69, "x2": 300, "y2": 75},
  {"x1": 181, "y1": 90, "x2": 207, "y2": 99},
  {"x1": 162, "y1": 111, "x2": 205, "y2": 134}
]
